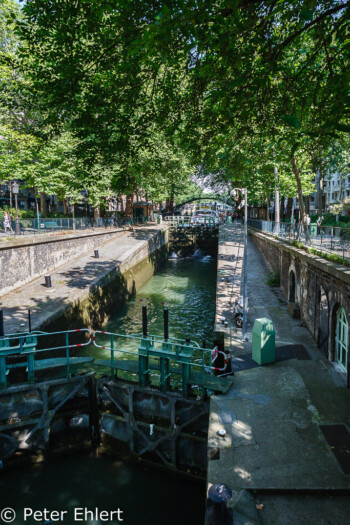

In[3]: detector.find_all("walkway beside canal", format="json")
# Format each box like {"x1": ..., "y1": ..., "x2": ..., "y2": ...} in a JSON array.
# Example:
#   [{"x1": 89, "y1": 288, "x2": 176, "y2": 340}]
[
  {"x1": 0, "y1": 224, "x2": 167, "y2": 335},
  {"x1": 209, "y1": 223, "x2": 350, "y2": 524}
]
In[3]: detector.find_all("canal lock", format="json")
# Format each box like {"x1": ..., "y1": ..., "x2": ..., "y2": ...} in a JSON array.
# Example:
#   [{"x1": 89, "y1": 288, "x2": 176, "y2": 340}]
[{"x1": 0, "y1": 226, "x2": 221, "y2": 482}]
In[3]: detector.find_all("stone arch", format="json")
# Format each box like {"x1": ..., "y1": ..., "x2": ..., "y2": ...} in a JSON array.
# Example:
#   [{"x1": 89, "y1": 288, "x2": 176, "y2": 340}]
[{"x1": 318, "y1": 284, "x2": 329, "y2": 357}]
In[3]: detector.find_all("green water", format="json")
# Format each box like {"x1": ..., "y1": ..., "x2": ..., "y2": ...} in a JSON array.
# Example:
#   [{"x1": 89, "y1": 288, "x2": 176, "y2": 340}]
[
  {"x1": 0, "y1": 256, "x2": 217, "y2": 525},
  {"x1": 106, "y1": 256, "x2": 216, "y2": 341},
  {"x1": 86, "y1": 256, "x2": 217, "y2": 372},
  {"x1": 1, "y1": 453, "x2": 205, "y2": 525}
]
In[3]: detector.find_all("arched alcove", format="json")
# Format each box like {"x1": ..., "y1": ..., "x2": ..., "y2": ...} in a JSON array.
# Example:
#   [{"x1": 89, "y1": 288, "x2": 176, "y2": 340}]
[
  {"x1": 289, "y1": 270, "x2": 296, "y2": 303},
  {"x1": 318, "y1": 285, "x2": 329, "y2": 357}
]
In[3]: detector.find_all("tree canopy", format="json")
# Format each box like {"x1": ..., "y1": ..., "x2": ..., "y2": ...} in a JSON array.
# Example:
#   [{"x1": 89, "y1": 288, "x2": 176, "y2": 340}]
[{"x1": 0, "y1": 0, "x2": 348, "y2": 215}]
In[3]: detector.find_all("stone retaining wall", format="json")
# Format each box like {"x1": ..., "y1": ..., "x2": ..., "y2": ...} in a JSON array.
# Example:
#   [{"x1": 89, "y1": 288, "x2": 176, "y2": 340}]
[
  {"x1": 0, "y1": 229, "x2": 127, "y2": 296},
  {"x1": 250, "y1": 229, "x2": 350, "y2": 364},
  {"x1": 39, "y1": 228, "x2": 169, "y2": 331}
]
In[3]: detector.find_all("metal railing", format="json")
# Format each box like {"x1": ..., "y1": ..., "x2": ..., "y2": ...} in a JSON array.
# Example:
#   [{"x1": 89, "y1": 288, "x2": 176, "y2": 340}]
[
  {"x1": 248, "y1": 219, "x2": 350, "y2": 261},
  {"x1": 164, "y1": 215, "x2": 219, "y2": 227},
  {"x1": 93, "y1": 330, "x2": 227, "y2": 395},
  {"x1": 0, "y1": 327, "x2": 229, "y2": 395},
  {"x1": 0, "y1": 329, "x2": 92, "y2": 389},
  {"x1": 0, "y1": 216, "x2": 152, "y2": 237}
]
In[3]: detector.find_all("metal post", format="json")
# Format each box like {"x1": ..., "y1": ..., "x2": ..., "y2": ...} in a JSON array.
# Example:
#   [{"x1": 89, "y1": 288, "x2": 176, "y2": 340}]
[
  {"x1": 142, "y1": 300, "x2": 147, "y2": 337},
  {"x1": 0, "y1": 310, "x2": 4, "y2": 337},
  {"x1": 243, "y1": 188, "x2": 248, "y2": 341},
  {"x1": 28, "y1": 309, "x2": 32, "y2": 333},
  {"x1": 163, "y1": 303, "x2": 169, "y2": 341}
]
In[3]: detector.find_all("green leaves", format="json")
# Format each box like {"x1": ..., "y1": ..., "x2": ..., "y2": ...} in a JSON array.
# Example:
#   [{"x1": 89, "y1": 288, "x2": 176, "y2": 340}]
[{"x1": 281, "y1": 115, "x2": 300, "y2": 130}]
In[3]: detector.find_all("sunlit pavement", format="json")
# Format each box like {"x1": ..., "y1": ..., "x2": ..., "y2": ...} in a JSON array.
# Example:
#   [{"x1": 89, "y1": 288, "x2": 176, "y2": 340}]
[
  {"x1": 208, "y1": 224, "x2": 350, "y2": 524},
  {"x1": 0, "y1": 225, "x2": 165, "y2": 335}
]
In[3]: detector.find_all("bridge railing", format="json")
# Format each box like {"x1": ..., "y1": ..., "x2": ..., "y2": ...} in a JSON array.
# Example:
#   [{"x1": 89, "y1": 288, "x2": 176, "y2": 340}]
[{"x1": 164, "y1": 215, "x2": 219, "y2": 227}]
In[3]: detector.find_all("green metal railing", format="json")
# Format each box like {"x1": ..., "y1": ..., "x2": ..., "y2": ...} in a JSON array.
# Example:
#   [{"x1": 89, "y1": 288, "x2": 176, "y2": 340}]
[
  {"x1": 92, "y1": 330, "x2": 227, "y2": 396},
  {"x1": 0, "y1": 329, "x2": 92, "y2": 389},
  {"x1": 0, "y1": 327, "x2": 230, "y2": 395}
]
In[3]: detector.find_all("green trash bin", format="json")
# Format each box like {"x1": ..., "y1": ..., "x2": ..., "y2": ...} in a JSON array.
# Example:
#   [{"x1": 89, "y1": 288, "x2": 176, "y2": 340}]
[
  {"x1": 310, "y1": 223, "x2": 317, "y2": 236},
  {"x1": 252, "y1": 318, "x2": 275, "y2": 365}
]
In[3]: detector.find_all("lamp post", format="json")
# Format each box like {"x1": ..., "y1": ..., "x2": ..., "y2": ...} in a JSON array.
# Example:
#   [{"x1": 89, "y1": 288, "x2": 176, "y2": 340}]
[
  {"x1": 11, "y1": 181, "x2": 21, "y2": 235},
  {"x1": 231, "y1": 187, "x2": 248, "y2": 341}
]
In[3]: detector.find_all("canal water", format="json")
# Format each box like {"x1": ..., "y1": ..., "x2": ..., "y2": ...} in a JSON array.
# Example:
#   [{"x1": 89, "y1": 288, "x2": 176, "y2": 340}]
[
  {"x1": 0, "y1": 255, "x2": 217, "y2": 525},
  {"x1": 105, "y1": 254, "x2": 217, "y2": 344}
]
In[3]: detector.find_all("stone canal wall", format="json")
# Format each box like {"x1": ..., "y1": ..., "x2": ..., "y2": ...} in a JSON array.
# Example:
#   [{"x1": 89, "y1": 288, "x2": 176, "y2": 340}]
[
  {"x1": 1, "y1": 225, "x2": 169, "y2": 334},
  {"x1": 0, "y1": 228, "x2": 127, "y2": 296},
  {"x1": 250, "y1": 229, "x2": 350, "y2": 364},
  {"x1": 39, "y1": 227, "x2": 169, "y2": 332}
]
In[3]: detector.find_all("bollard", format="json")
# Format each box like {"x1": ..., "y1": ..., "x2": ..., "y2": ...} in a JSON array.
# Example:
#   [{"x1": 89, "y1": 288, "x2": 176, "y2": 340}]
[
  {"x1": 28, "y1": 309, "x2": 32, "y2": 333},
  {"x1": 207, "y1": 483, "x2": 233, "y2": 525},
  {"x1": 141, "y1": 300, "x2": 148, "y2": 337},
  {"x1": 0, "y1": 310, "x2": 4, "y2": 337},
  {"x1": 94, "y1": 249, "x2": 99, "y2": 258},
  {"x1": 45, "y1": 275, "x2": 52, "y2": 288},
  {"x1": 163, "y1": 302, "x2": 169, "y2": 341}
]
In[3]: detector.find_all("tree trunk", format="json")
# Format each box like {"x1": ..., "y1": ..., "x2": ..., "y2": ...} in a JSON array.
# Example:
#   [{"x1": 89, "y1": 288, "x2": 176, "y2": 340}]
[
  {"x1": 318, "y1": 175, "x2": 324, "y2": 216},
  {"x1": 291, "y1": 156, "x2": 305, "y2": 223},
  {"x1": 305, "y1": 195, "x2": 310, "y2": 215},
  {"x1": 63, "y1": 198, "x2": 69, "y2": 215},
  {"x1": 266, "y1": 192, "x2": 270, "y2": 221},
  {"x1": 93, "y1": 206, "x2": 100, "y2": 219},
  {"x1": 72, "y1": 203, "x2": 76, "y2": 230},
  {"x1": 40, "y1": 192, "x2": 47, "y2": 216},
  {"x1": 274, "y1": 168, "x2": 280, "y2": 223},
  {"x1": 125, "y1": 194, "x2": 134, "y2": 218},
  {"x1": 9, "y1": 183, "x2": 13, "y2": 208},
  {"x1": 169, "y1": 192, "x2": 175, "y2": 212}
]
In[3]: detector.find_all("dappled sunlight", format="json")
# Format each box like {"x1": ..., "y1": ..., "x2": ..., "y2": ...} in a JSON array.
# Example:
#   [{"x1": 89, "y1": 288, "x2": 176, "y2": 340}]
[{"x1": 234, "y1": 466, "x2": 252, "y2": 482}]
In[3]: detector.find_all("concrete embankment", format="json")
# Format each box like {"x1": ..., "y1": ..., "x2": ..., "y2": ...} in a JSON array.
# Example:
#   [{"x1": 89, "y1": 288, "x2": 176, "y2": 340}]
[
  {"x1": 0, "y1": 224, "x2": 168, "y2": 334},
  {"x1": 207, "y1": 223, "x2": 350, "y2": 524}
]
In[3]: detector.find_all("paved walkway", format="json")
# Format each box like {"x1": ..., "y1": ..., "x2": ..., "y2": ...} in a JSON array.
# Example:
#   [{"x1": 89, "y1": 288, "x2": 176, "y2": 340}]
[
  {"x1": 209, "y1": 223, "x2": 350, "y2": 524},
  {"x1": 0, "y1": 225, "x2": 166, "y2": 335}
]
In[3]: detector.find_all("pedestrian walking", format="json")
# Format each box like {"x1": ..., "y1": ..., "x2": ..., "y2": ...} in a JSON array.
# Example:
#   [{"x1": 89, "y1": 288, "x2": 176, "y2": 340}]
[{"x1": 3, "y1": 212, "x2": 13, "y2": 233}]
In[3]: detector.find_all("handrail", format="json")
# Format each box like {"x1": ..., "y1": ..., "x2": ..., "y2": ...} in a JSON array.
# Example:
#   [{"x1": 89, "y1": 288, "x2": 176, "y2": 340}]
[
  {"x1": 93, "y1": 330, "x2": 227, "y2": 372},
  {"x1": 248, "y1": 218, "x2": 350, "y2": 261},
  {"x1": 0, "y1": 328, "x2": 93, "y2": 389},
  {"x1": 0, "y1": 328, "x2": 92, "y2": 353}
]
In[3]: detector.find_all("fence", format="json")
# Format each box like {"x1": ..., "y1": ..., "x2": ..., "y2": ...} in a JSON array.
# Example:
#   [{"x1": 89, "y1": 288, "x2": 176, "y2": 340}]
[
  {"x1": 164, "y1": 215, "x2": 219, "y2": 227},
  {"x1": 1, "y1": 216, "x2": 152, "y2": 237},
  {"x1": 248, "y1": 219, "x2": 350, "y2": 261},
  {"x1": 0, "y1": 327, "x2": 230, "y2": 395}
]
